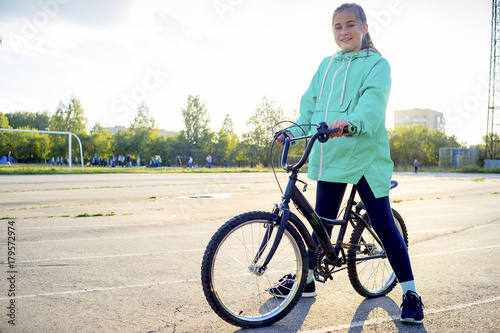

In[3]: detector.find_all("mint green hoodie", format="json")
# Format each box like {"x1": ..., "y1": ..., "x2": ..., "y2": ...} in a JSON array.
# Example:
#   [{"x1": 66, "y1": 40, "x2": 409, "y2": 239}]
[{"x1": 288, "y1": 49, "x2": 393, "y2": 198}]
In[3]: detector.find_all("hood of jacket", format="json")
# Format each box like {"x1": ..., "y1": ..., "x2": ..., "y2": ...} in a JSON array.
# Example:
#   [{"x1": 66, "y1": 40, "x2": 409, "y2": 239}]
[{"x1": 318, "y1": 49, "x2": 379, "y2": 109}]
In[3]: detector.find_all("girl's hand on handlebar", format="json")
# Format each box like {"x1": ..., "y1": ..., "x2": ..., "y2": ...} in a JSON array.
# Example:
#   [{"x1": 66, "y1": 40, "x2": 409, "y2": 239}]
[
  {"x1": 328, "y1": 120, "x2": 353, "y2": 138},
  {"x1": 276, "y1": 132, "x2": 294, "y2": 147}
]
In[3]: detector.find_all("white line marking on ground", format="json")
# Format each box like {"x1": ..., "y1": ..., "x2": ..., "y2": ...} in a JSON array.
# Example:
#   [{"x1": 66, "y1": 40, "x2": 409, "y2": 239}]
[
  {"x1": 404, "y1": 209, "x2": 500, "y2": 220},
  {"x1": 19, "y1": 248, "x2": 205, "y2": 263},
  {"x1": 0, "y1": 231, "x2": 212, "y2": 245},
  {"x1": 2, "y1": 245, "x2": 498, "y2": 300},
  {"x1": 6, "y1": 222, "x2": 498, "y2": 245},
  {"x1": 408, "y1": 224, "x2": 500, "y2": 234},
  {"x1": 300, "y1": 296, "x2": 500, "y2": 332},
  {"x1": 7, "y1": 241, "x2": 500, "y2": 264},
  {"x1": 0, "y1": 278, "x2": 200, "y2": 300},
  {"x1": 17, "y1": 222, "x2": 162, "y2": 230},
  {"x1": 394, "y1": 200, "x2": 499, "y2": 211},
  {"x1": 410, "y1": 245, "x2": 500, "y2": 258}
]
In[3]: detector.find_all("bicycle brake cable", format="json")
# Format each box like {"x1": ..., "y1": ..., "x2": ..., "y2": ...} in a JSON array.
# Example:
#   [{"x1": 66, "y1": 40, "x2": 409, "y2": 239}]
[{"x1": 270, "y1": 121, "x2": 311, "y2": 194}]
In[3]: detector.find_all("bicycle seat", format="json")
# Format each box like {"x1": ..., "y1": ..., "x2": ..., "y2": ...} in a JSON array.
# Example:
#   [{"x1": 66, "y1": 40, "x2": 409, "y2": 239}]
[{"x1": 355, "y1": 180, "x2": 398, "y2": 212}]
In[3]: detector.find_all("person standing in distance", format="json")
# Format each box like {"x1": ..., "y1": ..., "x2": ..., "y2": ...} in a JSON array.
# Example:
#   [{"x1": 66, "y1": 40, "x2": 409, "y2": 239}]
[{"x1": 273, "y1": 3, "x2": 424, "y2": 325}]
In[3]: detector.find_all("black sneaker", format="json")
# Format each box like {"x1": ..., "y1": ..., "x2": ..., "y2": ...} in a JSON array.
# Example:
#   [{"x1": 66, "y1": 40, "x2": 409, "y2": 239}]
[
  {"x1": 400, "y1": 291, "x2": 424, "y2": 324},
  {"x1": 269, "y1": 274, "x2": 317, "y2": 298}
]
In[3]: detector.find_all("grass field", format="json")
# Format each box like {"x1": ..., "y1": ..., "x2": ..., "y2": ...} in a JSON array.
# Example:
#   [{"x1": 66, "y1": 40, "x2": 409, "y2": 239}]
[
  {"x1": 0, "y1": 164, "x2": 274, "y2": 175},
  {"x1": 1, "y1": 163, "x2": 499, "y2": 175}
]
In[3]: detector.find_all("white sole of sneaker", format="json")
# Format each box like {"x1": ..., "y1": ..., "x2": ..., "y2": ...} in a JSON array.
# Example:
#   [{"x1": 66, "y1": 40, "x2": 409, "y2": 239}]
[{"x1": 400, "y1": 317, "x2": 423, "y2": 325}]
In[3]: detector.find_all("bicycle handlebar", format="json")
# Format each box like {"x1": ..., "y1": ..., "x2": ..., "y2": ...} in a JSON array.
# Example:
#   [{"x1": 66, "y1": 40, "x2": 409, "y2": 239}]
[{"x1": 279, "y1": 122, "x2": 357, "y2": 172}]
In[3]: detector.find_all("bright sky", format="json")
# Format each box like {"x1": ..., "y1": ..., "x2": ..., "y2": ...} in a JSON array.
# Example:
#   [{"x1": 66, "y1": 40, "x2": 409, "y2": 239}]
[{"x1": 0, "y1": 0, "x2": 492, "y2": 145}]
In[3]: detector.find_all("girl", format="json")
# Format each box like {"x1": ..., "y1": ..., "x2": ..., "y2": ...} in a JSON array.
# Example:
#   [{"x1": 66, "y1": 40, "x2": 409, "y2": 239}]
[{"x1": 273, "y1": 3, "x2": 424, "y2": 325}]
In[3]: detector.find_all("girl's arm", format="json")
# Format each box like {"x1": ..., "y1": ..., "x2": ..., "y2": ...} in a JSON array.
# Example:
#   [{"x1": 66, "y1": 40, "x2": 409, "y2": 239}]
[{"x1": 345, "y1": 59, "x2": 391, "y2": 137}]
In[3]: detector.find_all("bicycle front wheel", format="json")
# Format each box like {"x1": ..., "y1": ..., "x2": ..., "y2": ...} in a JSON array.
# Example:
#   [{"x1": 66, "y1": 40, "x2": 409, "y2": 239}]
[
  {"x1": 347, "y1": 208, "x2": 408, "y2": 298},
  {"x1": 201, "y1": 211, "x2": 307, "y2": 328}
]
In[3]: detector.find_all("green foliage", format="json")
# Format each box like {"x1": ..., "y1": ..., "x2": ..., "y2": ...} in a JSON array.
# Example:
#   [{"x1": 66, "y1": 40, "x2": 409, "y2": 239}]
[
  {"x1": 388, "y1": 125, "x2": 461, "y2": 167},
  {"x1": 6, "y1": 111, "x2": 50, "y2": 130},
  {"x1": 86, "y1": 123, "x2": 114, "y2": 158},
  {"x1": 216, "y1": 114, "x2": 239, "y2": 164},
  {"x1": 180, "y1": 95, "x2": 213, "y2": 151},
  {"x1": 113, "y1": 103, "x2": 161, "y2": 164},
  {"x1": 48, "y1": 96, "x2": 89, "y2": 158},
  {"x1": 8, "y1": 94, "x2": 473, "y2": 173},
  {"x1": 49, "y1": 96, "x2": 88, "y2": 134},
  {"x1": 0, "y1": 112, "x2": 10, "y2": 128},
  {"x1": 242, "y1": 96, "x2": 285, "y2": 167},
  {"x1": 8, "y1": 128, "x2": 51, "y2": 161},
  {"x1": 0, "y1": 112, "x2": 12, "y2": 156}
]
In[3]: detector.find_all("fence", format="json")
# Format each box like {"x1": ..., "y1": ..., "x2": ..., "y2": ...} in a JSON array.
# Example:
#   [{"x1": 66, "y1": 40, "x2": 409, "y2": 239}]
[{"x1": 438, "y1": 148, "x2": 481, "y2": 168}]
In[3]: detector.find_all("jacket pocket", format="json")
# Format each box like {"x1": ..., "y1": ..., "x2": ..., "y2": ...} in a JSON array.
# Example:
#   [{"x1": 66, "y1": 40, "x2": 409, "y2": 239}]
[
  {"x1": 326, "y1": 98, "x2": 351, "y2": 113},
  {"x1": 312, "y1": 98, "x2": 352, "y2": 124}
]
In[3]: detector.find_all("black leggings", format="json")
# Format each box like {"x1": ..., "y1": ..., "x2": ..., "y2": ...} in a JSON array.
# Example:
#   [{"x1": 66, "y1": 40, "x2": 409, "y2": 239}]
[{"x1": 308, "y1": 177, "x2": 414, "y2": 283}]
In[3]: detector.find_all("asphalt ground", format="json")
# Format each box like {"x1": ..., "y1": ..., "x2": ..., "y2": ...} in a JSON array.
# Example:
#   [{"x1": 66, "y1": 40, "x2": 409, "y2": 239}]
[{"x1": 0, "y1": 171, "x2": 499, "y2": 332}]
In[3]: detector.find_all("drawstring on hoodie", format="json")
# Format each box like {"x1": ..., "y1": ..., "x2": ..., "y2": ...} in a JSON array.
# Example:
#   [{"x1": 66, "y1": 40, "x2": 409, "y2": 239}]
[
  {"x1": 318, "y1": 55, "x2": 334, "y2": 103},
  {"x1": 339, "y1": 54, "x2": 356, "y2": 107},
  {"x1": 318, "y1": 52, "x2": 359, "y2": 109},
  {"x1": 316, "y1": 51, "x2": 359, "y2": 180}
]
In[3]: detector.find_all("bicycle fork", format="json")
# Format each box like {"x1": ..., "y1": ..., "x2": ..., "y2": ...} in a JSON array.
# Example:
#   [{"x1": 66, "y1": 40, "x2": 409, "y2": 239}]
[
  {"x1": 248, "y1": 203, "x2": 291, "y2": 276},
  {"x1": 249, "y1": 173, "x2": 334, "y2": 275}
]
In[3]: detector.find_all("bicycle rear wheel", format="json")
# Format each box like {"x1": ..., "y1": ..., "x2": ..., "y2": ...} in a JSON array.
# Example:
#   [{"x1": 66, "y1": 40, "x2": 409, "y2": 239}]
[
  {"x1": 201, "y1": 211, "x2": 307, "y2": 328},
  {"x1": 347, "y1": 208, "x2": 408, "y2": 298}
]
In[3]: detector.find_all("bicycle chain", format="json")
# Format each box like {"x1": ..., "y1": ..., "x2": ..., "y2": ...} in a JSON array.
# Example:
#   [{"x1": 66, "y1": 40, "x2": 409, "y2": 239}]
[{"x1": 314, "y1": 244, "x2": 335, "y2": 282}]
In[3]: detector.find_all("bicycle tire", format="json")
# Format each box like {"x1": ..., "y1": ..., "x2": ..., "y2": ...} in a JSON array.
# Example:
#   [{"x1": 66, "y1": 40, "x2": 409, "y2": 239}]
[
  {"x1": 347, "y1": 208, "x2": 408, "y2": 298},
  {"x1": 201, "y1": 211, "x2": 307, "y2": 328}
]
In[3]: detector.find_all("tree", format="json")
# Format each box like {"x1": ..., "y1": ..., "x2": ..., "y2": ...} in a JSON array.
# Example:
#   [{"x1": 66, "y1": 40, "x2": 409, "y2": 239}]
[
  {"x1": 130, "y1": 102, "x2": 157, "y2": 131},
  {"x1": 0, "y1": 112, "x2": 12, "y2": 156},
  {"x1": 243, "y1": 96, "x2": 284, "y2": 167},
  {"x1": 49, "y1": 96, "x2": 88, "y2": 157},
  {"x1": 111, "y1": 103, "x2": 160, "y2": 165},
  {"x1": 8, "y1": 128, "x2": 51, "y2": 162},
  {"x1": 388, "y1": 125, "x2": 461, "y2": 167},
  {"x1": 6, "y1": 111, "x2": 50, "y2": 130},
  {"x1": 50, "y1": 96, "x2": 88, "y2": 134},
  {"x1": 180, "y1": 95, "x2": 213, "y2": 151},
  {"x1": 128, "y1": 103, "x2": 160, "y2": 162},
  {"x1": 86, "y1": 123, "x2": 114, "y2": 160},
  {"x1": 216, "y1": 114, "x2": 240, "y2": 165}
]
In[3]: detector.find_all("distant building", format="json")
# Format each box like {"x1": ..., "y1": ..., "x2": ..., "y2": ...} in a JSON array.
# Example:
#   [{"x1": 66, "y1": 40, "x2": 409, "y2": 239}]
[
  {"x1": 105, "y1": 126, "x2": 127, "y2": 135},
  {"x1": 394, "y1": 108, "x2": 445, "y2": 131},
  {"x1": 158, "y1": 129, "x2": 176, "y2": 137},
  {"x1": 105, "y1": 126, "x2": 176, "y2": 137}
]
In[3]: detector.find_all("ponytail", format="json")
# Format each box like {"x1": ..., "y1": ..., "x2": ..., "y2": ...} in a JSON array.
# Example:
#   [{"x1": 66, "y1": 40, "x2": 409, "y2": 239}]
[{"x1": 362, "y1": 32, "x2": 381, "y2": 55}]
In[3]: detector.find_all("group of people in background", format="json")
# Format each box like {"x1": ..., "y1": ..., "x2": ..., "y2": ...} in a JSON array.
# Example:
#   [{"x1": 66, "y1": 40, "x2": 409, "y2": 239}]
[
  {"x1": 149, "y1": 155, "x2": 162, "y2": 168},
  {"x1": 186, "y1": 155, "x2": 228, "y2": 169},
  {"x1": 51, "y1": 156, "x2": 67, "y2": 166},
  {"x1": 87, "y1": 153, "x2": 141, "y2": 168}
]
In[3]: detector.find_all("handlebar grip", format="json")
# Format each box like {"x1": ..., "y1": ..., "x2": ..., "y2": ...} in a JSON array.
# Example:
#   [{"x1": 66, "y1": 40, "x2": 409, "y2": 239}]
[
  {"x1": 327, "y1": 125, "x2": 357, "y2": 135},
  {"x1": 343, "y1": 125, "x2": 357, "y2": 134}
]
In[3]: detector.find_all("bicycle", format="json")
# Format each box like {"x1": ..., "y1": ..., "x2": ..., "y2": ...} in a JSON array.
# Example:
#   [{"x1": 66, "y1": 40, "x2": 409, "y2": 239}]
[{"x1": 201, "y1": 121, "x2": 408, "y2": 328}]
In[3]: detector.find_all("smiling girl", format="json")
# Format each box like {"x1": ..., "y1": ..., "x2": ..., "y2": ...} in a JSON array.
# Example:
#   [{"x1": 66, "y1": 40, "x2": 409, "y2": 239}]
[{"x1": 274, "y1": 3, "x2": 424, "y2": 325}]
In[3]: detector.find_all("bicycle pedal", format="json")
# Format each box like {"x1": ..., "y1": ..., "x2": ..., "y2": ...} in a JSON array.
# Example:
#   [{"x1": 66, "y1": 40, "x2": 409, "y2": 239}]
[
  {"x1": 314, "y1": 272, "x2": 327, "y2": 284},
  {"x1": 341, "y1": 243, "x2": 360, "y2": 250}
]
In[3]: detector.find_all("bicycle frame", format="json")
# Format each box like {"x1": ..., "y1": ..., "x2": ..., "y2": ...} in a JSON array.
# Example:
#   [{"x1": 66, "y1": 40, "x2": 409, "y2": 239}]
[{"x1": 256, "y1": 124, "x2": 385, "y2": 276}]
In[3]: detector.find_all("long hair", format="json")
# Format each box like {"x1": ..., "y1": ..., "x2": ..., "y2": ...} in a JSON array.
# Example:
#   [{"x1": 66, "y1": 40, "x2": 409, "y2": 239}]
[{"x1": 333, "y1": 3, "x2": 381, "y2": 55}]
